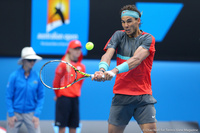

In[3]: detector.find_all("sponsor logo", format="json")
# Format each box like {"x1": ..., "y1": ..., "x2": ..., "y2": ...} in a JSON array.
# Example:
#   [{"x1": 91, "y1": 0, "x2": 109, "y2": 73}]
[
  {"x1": 33, "y1": 80, "x2": 38, "y2": 84},
  {"x1": 55, "y1": 122, "x2": 61, "y2": 126},
  {"x1": 47, "y1": 0, "x2": 70, "y2": 32},
  {"x1": 31, "y1": 0, "x2": 89, "y2": 55}
]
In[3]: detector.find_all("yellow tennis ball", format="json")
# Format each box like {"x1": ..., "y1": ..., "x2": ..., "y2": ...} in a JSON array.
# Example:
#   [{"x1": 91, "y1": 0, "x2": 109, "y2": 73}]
[{"x1": 85, "y1": 42, "x2": 94, "y2": 50}]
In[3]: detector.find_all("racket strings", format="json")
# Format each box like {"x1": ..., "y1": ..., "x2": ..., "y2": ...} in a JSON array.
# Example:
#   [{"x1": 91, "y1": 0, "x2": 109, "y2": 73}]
[
  {"x1": 40, "y1": 60, "x2": 91, "y2": 89},
  {"x1": 40, "y1": 61, "x2": 77, "y2": 89},
  {"x1": 41, "y1": 62, "x2": 58, "y2": 88},
  {"x1": 65, "y1": 67, "x2": 77, "y2": 86}
]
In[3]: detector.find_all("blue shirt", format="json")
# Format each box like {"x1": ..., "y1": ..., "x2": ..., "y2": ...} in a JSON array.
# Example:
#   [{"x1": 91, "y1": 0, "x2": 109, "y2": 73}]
[{"x1": 6, "y1": 66, "x2": 45, "y2": 117}]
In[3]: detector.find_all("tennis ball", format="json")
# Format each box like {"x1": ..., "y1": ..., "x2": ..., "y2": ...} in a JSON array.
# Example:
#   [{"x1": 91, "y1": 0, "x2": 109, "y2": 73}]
[{"x1": 85, "y1": 42, "x2": 94, "y2": 50}]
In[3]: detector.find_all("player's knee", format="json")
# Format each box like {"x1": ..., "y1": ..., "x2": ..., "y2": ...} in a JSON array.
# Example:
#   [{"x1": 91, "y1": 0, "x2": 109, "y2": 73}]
[
  {"x1": 108, "y1": 124, "x2": 126, "y2": 133},
  {"x1": 140, "y1": 123, "x2": 157, "y2": 133}
]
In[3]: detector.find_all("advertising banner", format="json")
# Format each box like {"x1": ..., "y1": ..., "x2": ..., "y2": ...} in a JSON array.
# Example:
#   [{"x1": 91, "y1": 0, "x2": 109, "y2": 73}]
[{"x1": 31, "y1": 0, "x2": 90, "y2": 55}]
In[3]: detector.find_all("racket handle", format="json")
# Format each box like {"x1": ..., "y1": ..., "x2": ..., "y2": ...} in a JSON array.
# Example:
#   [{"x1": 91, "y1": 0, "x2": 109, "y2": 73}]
[
  {"x1": 106, "y1": 71, "x2": 116, "y2": 77},
  {"x1": 91, "y1": 74, "x2": 94, "y2": 78},
  {"x1": 91, "y1": 71, "x2": 115, "y2": 78},
  {"x1": 90, "y1": 74, "x2": 104, "y2": 78}
]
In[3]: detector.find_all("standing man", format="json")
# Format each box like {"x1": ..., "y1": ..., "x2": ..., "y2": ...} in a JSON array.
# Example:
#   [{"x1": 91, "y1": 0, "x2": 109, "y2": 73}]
[
  {"x1": 53, "y1": 40, "x2": 85, "y2": 133},
  {"x1": 93, "y1": 5, "x2": 157, "y2": 133},
  {"x1": 6, "y1": 47, "x2": 45, "y2": 133}
]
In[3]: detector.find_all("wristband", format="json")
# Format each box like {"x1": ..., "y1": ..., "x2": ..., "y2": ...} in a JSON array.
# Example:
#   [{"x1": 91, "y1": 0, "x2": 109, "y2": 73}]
[
  {"x1": 115, "y1": 62, "x2": 129, "y2": 73},
  {"x1": 99, "y1": 61, "x2": 109, "y2": 71}
]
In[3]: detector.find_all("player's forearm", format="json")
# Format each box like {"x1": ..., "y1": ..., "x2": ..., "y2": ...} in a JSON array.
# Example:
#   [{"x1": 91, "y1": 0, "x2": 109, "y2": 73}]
[
  {"x1": 99, "y1": 48, "x2": 115, "y2": 71},
  {"x1": 99, "y1": 55, "x2": 111, "y2": 72},
  {"x1": 100, "y1": 53, "x2": 112, "y2": 66},
  {"x1": 126, "y1": 46, "x2": 150, "y2": 70},
  {"x1": 126, "y1": 56, "x2": 142, "y2": 70},
  {"x1": 112, "y1": 56, "x2": 141, "y2": 75},
  {"x1": 115, "y1": 48, "x2": 149, "y2": 73}
]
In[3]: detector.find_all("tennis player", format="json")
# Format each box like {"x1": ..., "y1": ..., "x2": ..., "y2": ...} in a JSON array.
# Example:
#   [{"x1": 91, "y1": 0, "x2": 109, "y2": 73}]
[
  {"x1": 53, "y1": 40, "x2": 85, "y2": 133},
  {"x1": 93, "y1": 5, "x2": 157, "y2": 133}
]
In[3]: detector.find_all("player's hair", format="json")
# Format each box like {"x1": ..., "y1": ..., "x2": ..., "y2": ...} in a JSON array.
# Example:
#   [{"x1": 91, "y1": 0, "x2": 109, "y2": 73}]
[
  {"x1": 120, "y1": 5, "x2": 141, "y2": 18},
  {"x1": 120, "y1": 5, "x2": 142, "y2": 26}
]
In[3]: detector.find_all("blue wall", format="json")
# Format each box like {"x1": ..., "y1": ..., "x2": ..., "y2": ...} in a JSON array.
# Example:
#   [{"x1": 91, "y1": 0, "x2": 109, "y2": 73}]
[{"x1": 0, "y1": 57, "x2": 200, "y2": 124}]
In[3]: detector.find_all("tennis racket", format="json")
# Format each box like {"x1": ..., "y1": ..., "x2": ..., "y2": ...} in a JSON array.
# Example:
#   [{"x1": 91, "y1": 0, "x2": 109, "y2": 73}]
[{"x1": 39, "y1": 60, "x2": 94, "y2": 90}]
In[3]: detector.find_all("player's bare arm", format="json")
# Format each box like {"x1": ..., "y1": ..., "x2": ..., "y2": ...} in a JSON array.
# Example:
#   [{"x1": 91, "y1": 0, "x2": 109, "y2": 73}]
[
  {"x1": 104, "y1": 46, "x2": 150, "y2": 80},
  {"x1": 127, "y1": 46, "x2": 150, "y2": 70},
  {"x1": 92, "y1": 48, "x2": 115, "y2": 81},
  {"x1": 100, "y1": 48, "x2": 115, "y2": 69}
]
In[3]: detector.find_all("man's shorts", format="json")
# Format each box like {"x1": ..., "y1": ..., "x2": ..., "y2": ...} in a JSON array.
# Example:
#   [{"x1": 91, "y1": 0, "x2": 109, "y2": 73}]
[
  {"x1": 55, "y1": 96, "x2": 79, "y2": 128},
  {"x1": 108, "y1": 94, "x2": 157, "y2": 126}
]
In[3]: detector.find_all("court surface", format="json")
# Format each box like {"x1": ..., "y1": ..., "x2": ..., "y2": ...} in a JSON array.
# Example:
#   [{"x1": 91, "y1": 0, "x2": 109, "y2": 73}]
[{"x1": 0, "y1": 120, "x2": 199, "y2": 133}]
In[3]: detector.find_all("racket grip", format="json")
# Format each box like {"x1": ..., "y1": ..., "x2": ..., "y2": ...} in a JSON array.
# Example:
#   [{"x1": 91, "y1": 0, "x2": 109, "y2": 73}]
[
  {"x1": 106, "y1": 71, "x2": 116, "y2": 77},
  {"x1": 90, "y1": 74, "x2": 105, "y2": 78},
  {"x1": 91, "y1": 74, "x2": 94, "y2": 78}
]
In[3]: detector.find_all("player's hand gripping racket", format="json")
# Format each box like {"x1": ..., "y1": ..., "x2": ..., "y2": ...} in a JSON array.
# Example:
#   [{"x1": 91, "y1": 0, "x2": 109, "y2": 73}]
[{"x1": 40, "y1": 60, "x2": 94, "y2": 90}]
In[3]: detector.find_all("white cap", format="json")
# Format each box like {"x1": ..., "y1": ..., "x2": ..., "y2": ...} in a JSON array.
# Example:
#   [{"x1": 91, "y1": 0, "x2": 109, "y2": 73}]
[{"x1": 18, "y1": 47, "x2": 42, "y2": 65}]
